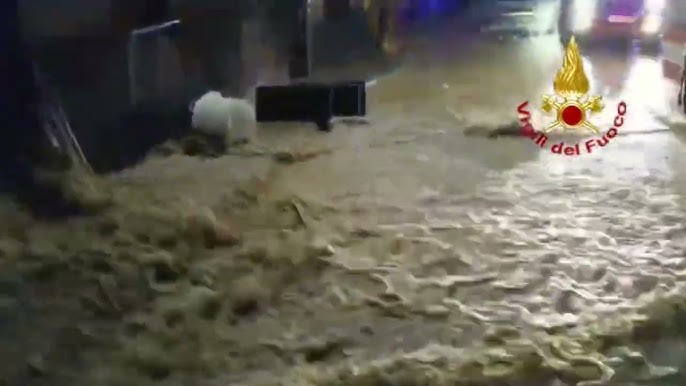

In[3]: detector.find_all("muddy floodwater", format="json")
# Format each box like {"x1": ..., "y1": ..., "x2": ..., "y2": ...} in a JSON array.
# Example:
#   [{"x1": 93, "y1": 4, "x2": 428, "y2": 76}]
[{"x1": 4, "y1": 27, "x2": 686, "y2": 386}]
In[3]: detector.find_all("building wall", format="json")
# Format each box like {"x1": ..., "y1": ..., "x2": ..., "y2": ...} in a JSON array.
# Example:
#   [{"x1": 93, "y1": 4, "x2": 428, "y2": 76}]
[
  {"x1": 19, "y1": 0, "x2": 113, "y2": 37},
  {"x1": 18, "y1": 0, "x2": 383, "y2": 171}
]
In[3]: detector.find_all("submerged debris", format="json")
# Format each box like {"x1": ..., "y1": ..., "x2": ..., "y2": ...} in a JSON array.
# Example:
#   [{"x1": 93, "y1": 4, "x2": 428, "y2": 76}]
[
  {"x1": 273, "y1": 148, "x2": 333, "y2": 164},
  {"x1": 463, "y1": 121, "x2": 523, "y2": 138},
  {"x1": 27, "y1": 353, "x2": 46, "y2": 377},
  {"x1": 6, "y1": 127, "x2": 686, "y2": 386},
  {"x1": 28, "y1": 166, "x2": 113, "y2": 216}
]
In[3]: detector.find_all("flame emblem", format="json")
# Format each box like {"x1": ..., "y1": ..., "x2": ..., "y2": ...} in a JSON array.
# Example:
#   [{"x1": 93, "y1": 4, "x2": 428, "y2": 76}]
[{"x1": 541, "y1": 37, "x2": 604, "y2": 133}]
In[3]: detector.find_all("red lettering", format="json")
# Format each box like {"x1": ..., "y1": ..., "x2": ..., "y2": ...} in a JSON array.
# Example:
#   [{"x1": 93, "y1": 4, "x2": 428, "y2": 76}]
[
  {"x1": 585, "y1": 139, "x2": 595, "y2": 153},
  {"x1": 517, "y1": 101, "x2": 531, "y2": 119},
  {"x1": 517, "y1": 101, "x2": 534, "y2": 137},
  {"x1": 614, "y1": 116, "x2": 623, "y2": 127},
  {"x1": 520, "y1": 123, "x2": 536, "y2": 138},
  {"x1": 617, "y1": 101, "x2": 627, "y2": 116},
  {"x1": 596, "y1": 136, "x2": 609, "y2": 147},
  {"x1": 537, "y1": 133, "x2": 548, "y2": 147}
]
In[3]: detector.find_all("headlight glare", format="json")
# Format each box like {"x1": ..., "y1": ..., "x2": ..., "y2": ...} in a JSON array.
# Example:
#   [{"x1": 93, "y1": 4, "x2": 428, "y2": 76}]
[
  {"x1": 645, "y1": 0, "x2": 666, "y2": 14},
  {"x1": 570, "y1": 0, "x2": 595, "y2": 32},
  {"x1": 641, "y1": 15, "x2": 662, "y2": 34}
]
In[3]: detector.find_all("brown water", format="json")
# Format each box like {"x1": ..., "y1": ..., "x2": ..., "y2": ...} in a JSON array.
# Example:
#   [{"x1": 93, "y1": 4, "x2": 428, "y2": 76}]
[{"x1": 4, "y1": 26, "x2": 686, "y2": 386}]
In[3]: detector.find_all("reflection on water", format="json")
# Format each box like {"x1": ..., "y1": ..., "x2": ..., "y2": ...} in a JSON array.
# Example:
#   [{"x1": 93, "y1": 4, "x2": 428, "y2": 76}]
[{"x1": 11, "y1": 8, "x2": 686, "y2": 385}]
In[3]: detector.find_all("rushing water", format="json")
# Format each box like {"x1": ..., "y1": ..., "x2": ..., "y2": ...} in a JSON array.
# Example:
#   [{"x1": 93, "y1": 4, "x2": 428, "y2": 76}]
[
  {"x1": 5, "y1": 20, "x2": 686, "y2": 386},
  {"x1": 102, "y1": 31, "x2": 686, "y2": 385}
]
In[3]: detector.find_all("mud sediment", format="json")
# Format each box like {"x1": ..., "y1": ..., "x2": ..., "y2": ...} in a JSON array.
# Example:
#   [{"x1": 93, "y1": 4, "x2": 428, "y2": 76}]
[{"x1": 3, "y1": 159, "x2": 686, "y2": 386}]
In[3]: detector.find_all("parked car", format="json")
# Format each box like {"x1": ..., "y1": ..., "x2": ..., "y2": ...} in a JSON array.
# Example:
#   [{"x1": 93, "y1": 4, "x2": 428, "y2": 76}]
[{"x1": 558, "y1": 0, "x2": 665, "y2": 51}]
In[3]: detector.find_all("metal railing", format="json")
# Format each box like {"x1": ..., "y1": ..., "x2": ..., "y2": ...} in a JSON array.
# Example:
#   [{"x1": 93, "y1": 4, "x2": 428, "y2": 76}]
[{"x1": 32, "y1": 62, "x2": 91, "y2": 171}]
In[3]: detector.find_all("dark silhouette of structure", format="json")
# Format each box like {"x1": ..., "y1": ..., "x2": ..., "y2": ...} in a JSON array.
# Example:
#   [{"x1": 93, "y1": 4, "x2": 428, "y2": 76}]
[
  {"x1": 1, "y1": 0, "x2": 44, "y2": 188},
  {"x1": 5, "y1": 0, "x2": 380, "y2": 179}
]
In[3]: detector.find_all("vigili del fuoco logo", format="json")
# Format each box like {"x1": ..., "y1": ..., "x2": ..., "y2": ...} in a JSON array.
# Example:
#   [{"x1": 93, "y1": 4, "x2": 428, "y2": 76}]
[{"x1": 516, "y1": 36, "x2": 627, "y2": 156}]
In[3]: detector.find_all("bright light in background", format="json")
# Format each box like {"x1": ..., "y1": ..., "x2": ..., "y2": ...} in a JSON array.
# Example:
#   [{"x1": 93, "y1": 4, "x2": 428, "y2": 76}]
[
  {"x1": 581, "y1": 56, "x2": 598, "y2": 93},
  {"x1": 641, "y1": 14, "x2": 662, "y2": 34},
  {"x1": 622, "y1": 57, "x2": 669, "y2": 124},
  {"x1": 645, "y1": 0, "x2": 666, "y2": 13},
  {"x1": 571, "y1": 0, "x2": 596, "y2": 32},
  {"x1": 608, "y1": 15, "x2": 636, "y2": 23}
]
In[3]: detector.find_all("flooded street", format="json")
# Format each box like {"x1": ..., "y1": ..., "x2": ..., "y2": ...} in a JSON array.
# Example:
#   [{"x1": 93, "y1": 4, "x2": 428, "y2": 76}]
[
  {"x1": 122, "y1": 28, "x2": 686, "y2": 384},
  {"x1": 5, "y1": 17, "x2": 686, "y2": 386}
]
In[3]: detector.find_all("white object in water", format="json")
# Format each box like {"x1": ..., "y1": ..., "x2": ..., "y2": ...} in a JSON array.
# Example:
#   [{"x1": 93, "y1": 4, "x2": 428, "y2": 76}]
[{"x1": 190, "y1": 91, "x2": 256, "y2": 144}]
